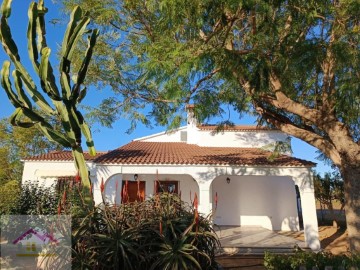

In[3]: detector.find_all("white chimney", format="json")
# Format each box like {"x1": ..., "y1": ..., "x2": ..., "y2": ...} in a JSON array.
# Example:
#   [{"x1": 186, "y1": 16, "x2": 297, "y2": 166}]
[{"x1": 186, "y1": 104, "x2": 199, "y2": 144}]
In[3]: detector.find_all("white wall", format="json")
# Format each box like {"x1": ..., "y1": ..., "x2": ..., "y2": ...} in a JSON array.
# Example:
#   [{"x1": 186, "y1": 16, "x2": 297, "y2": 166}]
[
  {"x1": 135, "y1": 127, "x2": 186, "y2": 142},
  {"x1": 211, "y1": 175, "x2": 299, "y2": 231},
  {"x1": 22, "y1": 161, "x2": 96, "y2": 188},
  {"x1": 135, "y1": 124, "x2": 288, "y2": 149},
  {"x1": 197, "y1": 130, "x2": 288, "y2": 148}
]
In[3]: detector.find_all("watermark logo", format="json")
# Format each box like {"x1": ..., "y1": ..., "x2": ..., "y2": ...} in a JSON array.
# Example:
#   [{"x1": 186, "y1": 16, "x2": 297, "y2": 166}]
[{"x1": 1, "y1": 215, "x2": 71, "y2": 269}]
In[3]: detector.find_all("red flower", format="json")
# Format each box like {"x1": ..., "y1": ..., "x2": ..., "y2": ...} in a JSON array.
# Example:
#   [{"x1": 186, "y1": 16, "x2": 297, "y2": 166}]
[
  {"x1": 194, "y1": 208, "x2": 199, "y2": 231},
  {"x1": 62, "y1": 190, "x2": 67, "y2": 204},
  {"x1": 100, "y1": 178, "x2": 105, "y2": 193},
  {"x1": 159, "y1": 221, "x2": 163, "y2": 235},
  {"x1": 57, "y1": 203, "x2": 62, "y2": 215},
  {"x1": 193, "y1": 192, "x2": 198, "y2": 210},
  {"x1": 75, "y1": 172, "x2": 81, "y2": 183}
]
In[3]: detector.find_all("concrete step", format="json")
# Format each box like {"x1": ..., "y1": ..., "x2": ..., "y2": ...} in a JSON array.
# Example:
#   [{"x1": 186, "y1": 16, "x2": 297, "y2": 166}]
[
  {"x1": 216, "y1": 254, "x2": 265, "y2": 270},
  {"x1": 217, "y1": 246, "x2": 311, "y2": 256}
]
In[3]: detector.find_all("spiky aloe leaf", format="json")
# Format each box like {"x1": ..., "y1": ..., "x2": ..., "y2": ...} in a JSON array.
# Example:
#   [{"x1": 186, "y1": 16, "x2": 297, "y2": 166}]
[{"x1": 12, "y1": 69, "x2": 32, "y2": 109}]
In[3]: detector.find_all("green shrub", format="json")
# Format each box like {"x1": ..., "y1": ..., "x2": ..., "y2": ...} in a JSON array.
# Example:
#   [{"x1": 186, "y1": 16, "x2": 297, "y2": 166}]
[
  {"x1": 0, "y1": 180, "x2": 20, "y2": 215},
  {"x1": 264, "y1": 248, "x2": 360, "y2": 269},
  {"x1": 72, "y1": 193, "x2": 220, "y2": 270},
  {"x1": 9, "y1": 181, "x2": 59, "y2": 215}
]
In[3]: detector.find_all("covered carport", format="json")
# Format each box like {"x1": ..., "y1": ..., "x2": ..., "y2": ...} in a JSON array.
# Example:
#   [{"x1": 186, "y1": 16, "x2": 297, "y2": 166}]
[{"x1": 211, "y1": 175, "x2": 299, "y2": 231}]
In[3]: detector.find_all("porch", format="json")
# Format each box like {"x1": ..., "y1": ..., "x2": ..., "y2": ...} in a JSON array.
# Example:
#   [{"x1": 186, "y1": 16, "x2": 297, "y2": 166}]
[{"x1": 215, "y1": 226, "x2": 307, "y2": 255}]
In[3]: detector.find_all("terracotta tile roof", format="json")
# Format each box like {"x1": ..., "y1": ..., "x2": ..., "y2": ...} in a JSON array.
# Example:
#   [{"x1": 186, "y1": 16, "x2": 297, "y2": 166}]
[
  {"x1": 94, "y1": 141, "x2": 314, "y2": 167},
  {"x1": 23, "y1": 151, "x2": 107, "y2": 161},
  {"x1": 197, "y1": 124, "x2": 278, "y2": 131}
]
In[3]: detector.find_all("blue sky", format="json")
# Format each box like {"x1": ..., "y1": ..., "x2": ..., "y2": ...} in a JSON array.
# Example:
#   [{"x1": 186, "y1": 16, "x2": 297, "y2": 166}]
[{"x1": 0, "y1": 0, "x2": 333, "y2": 175}]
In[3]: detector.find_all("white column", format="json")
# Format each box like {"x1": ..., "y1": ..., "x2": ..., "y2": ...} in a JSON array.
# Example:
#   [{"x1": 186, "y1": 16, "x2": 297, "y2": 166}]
[
  {"x1": 197, "y1": 181, "x2": 212, "y2": 217},
  {"x1": 300, "y1": 190, "x2": 320, "y2": 250}
]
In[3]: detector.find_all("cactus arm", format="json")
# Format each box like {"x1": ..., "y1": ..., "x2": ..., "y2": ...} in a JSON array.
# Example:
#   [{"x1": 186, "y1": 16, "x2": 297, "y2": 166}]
[
  {"x1": 60, "y1": 13, "x2": 90, "y2": 100},
  {"x1": 76, "y1": 87, "x2": 87, "y2": 104},
  {"x1": 39, "y1": 47, "x2": 60, "y2": 99},
  {"x1": 9, "y1": 108, "x2": 35, "y2": 128},
  {"x1": 36, "y1": 122, "x2": 72, "y2": 148},
  {"x1": 12, "y1": 70, "x2": 32, "y2": 109},
  {"x1": 75, "y1": 110, "x2": 96, "y2": 156},
  {"x1": 0, "y1": 17, "x2": 19, "y2": 61},
  {"x1": 1, "y1": 61, "x2": 21, "y2": 108},
  {"x1": 72, "y1": 29, "x2": 98, "y2": 100},
  {"x1": 0, "y1": 14, "x2": 55, "y2": 114},
  {"x1": 27, "y1": 2, "x2": 39, "y2": 73},
  {"x1": 65, "y1": 16, "x2": 90, "y2": 62},
  {"x1": 0, "y1": 0, "x2": 12, "y2": 18},
  {"x1": 72, "y1": 147, "x2": 93, "y2": 209},
  {"x1": 34, "y1": 4, "x2": 60, "y2": 98},
  {"x1": 35, "y1": 0, "x2": 48, "y2": 51},
  {"x1": 60, "y1": 71, "x2": 72, "y2": 99},
  {"x1": 61, "y1": 6, "x2": 83, "y2": 60},
  {"x1": 0, "y1": 1, "x2": 97, "y2": 211}
]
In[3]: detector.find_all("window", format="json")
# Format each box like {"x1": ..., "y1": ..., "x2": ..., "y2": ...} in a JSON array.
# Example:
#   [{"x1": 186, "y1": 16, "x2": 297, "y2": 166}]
[
  {"x1": 57, "y1": 176, "x2": 80, "y2": 193},
  {"x1": 156, "y1": 181, "x2": 179, "y2": 194}
]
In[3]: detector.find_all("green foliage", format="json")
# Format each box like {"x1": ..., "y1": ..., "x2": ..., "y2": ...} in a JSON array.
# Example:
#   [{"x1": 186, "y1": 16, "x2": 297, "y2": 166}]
[
  {"x1": 9, "y1": 181, "x2": 59, "y2": 215},
  {"x1": 0, "y1": 0, "x2": 99, "y2": 209},
  {"x1": 264, "y1": 249, "x2": 360, "y2": 270},
  {"x1": 60, "y1": 0, "x2": 360, "y2": 133},
  {"x1": 60, "y1": 0, "x2": 360, "y2": 250},
  {"x1": 0, "y1": 180, "x2": 20, "y2": 214},
  {"x1": 314, "y1": 172, "x2": 345, "y2": 209},
  {"x1": 0, "y1": 117, "x2": 62, "y2": 184},
  {"x1": 72, "y1": 193, "x2": 220, "y2": 270}
]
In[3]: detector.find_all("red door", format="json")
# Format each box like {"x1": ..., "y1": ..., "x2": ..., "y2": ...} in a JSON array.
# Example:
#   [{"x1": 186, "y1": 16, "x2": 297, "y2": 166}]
[{"x1": 121, "y1": 181, "x2": 145, "y2": 203}]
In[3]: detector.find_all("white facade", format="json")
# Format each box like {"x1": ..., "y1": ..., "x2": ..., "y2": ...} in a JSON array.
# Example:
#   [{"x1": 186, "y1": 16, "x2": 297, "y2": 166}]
[{"x1": 21, "y1": 107, "x2": 320, "y2": 250}]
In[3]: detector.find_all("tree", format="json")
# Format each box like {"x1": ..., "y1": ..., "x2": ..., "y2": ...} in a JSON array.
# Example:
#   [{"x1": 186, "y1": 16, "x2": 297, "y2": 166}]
[
  {"x1": 0, "y1": 0, "x2": 98, "y2": 210},
  {"x1": 0, "y1": 118, "x2": 62, "y2": 184},
  {"x1": 61, "y1": 0, "x2": 360, "y2": 250},
  {"x1": 314, "y1": 172, "x2": 345, "y2": 228}
]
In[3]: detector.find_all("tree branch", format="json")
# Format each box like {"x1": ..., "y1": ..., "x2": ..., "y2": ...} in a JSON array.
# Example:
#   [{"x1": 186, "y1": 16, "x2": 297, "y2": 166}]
[{"x1": 186, "y1": 68, "x2": 221, "y2": 102}]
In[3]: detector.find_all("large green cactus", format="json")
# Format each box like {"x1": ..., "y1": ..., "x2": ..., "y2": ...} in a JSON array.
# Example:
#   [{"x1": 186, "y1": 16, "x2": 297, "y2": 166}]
[{"x1": 0, "y1": 0, "x2": 99, "y2": 210}]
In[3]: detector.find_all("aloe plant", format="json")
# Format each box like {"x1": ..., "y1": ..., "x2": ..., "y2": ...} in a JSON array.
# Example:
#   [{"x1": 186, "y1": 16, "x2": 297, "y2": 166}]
[{"x1": 0, "y1": 0, "x2": 98, "y2": 210}]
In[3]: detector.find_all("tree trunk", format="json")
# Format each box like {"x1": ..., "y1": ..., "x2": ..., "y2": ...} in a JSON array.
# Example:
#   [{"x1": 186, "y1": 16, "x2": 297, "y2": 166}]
[
  {"x1": 326, "y1": 201, "x2": 338, "y2": 228},
  {"x1": 341, "y1": 164, "x2": 360, "y2": 252}
]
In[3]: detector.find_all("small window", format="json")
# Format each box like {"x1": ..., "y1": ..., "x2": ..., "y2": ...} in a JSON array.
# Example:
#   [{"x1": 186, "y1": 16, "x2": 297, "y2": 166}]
[{"x1": 180, "y1": 131, "x2": 187, "y2": 142}]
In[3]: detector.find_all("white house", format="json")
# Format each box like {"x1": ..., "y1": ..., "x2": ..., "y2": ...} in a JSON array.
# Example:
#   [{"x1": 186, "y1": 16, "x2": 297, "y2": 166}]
[{"x1": 22, "y1": 105, "x2": 320, "y2": 250}]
